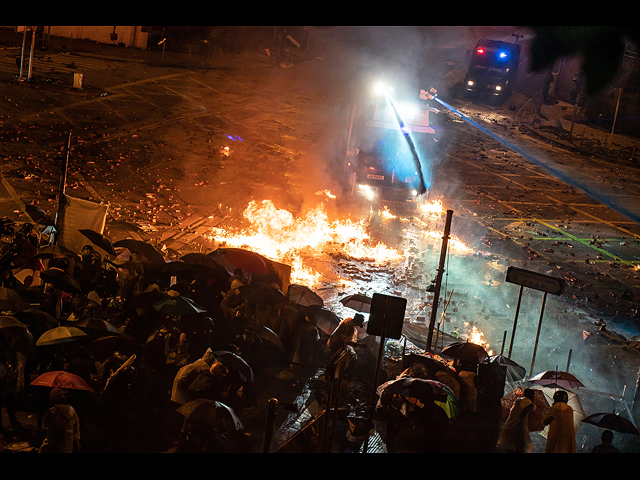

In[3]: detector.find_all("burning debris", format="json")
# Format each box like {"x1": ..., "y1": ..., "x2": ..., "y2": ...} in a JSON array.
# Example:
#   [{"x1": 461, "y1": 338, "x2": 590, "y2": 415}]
[{"x1": 206, "y1": 198, "x2": 405, "y2": 286}]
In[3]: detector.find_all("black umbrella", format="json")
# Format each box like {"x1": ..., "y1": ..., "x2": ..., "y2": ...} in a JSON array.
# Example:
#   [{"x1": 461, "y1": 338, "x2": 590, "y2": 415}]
[
  {"x1": 182, "y1": 253, "x2": 228, "y2": 272},
  {"x1": 440, "y1": 340, "x2": 488, "y2": 365},
  {"x1": 125, "y1": 290, "x2": 168, "y2": 310},
  {"x1": 114, "y1": 239, "x2": 165, "y2": 265},
  {"x1": 176, "y1": 398, "x2": 243, "y2": 431},
  {"x1": 483, "y1": 354, "x2": 527, "y2": 382},
  {"x1": 237, "y1": 284, "x2": 286, "y2": 307},
  {"x1": 212, "y1": 350, "x2": 255, "y2": 386},
  {"x1": 0, "y1": 287, "x2": 31, "y2": 312},
  {"x1": 402, "y1": 353, "x2": 458, "y2": 379},
  {"x1": 340, "y1": 294, "x2": 372, "y2": 313},
  {"x1": 25, "y1": 205, "x2": 55, "y2": 226},
  {"x1": 381, "y1": 377, "x2": 449, "y2": 403},
  {"x1": 74, "y1": 317, "x2": 122, "y2": 337},
  {"x1": 582, "y1": 412, "x2": 639, "y2": 435},
  {"x1": 79, "y1": 229, "x2": 116, "y2": 256},
  {"x1": 301, "y1": 305, "x2": 340, "y2": 336},
  {"x1": 288, "y1": 284, "x2": 323, "y2": 307},
  {"x1": 160, "y1": 261, "x2": 194, "y2": 276},
  {"x1": 257, "y1": 325, "x2": 285, "y2": 354},
  {"x1": 40, "y1": 268, "x2": 82, "y2": 294},
  {"x1": 153, "y1": 291, "x2": 207, "y2": 317},
  {"x1": 34, "y1": 244, "x2": 78, "y2": 259}
]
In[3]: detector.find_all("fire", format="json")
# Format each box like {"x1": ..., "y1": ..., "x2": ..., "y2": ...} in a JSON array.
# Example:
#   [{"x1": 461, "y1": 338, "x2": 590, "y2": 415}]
[
  {"x1": 417, "y1": 198, "x2": 444, "y2": 218},
  {"x1": 468, "y1": 325, "x2": 493, "y2": 356},
  {"x1": 206, "y1": 199, "x2": 404, "y2": 286}
]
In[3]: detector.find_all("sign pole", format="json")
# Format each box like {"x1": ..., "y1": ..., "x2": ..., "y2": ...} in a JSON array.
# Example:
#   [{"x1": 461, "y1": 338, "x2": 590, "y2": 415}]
[
  {"x1": 529, "y1": 291, "x2": 548, "y2": 376},
  {"x1": 507, "y1": 285, "x2": 523, "y2": 359}
]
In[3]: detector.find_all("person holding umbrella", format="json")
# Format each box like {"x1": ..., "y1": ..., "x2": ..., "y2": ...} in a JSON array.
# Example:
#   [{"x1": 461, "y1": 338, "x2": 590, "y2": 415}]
[
  {"x1": 497, "y1": 388, "x2": 536, "y2": 453},
  {"x1": 543, "y1": 390, "x2": 576, "y2": 453},
  {"x1": 325, "y1": 313, "x2": 365, "y2": 359}
]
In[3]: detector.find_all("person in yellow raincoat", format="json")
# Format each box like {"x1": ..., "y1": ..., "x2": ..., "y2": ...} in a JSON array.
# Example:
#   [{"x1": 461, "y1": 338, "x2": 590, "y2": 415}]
[
  {"x1": 542, "y1": 390, "x2": 576, "y2": 453},
  {"x1": 496, "y1": 388, "x2": 536, "y2": 453}
]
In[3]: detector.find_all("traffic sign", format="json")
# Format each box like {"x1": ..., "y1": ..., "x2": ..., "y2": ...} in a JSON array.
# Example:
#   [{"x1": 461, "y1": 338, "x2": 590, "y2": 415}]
[{"x1": 506, "y1": 266, "x2": 564, "y2": 295}]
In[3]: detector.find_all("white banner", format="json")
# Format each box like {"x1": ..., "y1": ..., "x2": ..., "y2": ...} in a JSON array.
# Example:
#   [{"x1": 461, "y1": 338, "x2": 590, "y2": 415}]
[{"x1": 56, "y1": 194, "x2": 108, "y2": 255}]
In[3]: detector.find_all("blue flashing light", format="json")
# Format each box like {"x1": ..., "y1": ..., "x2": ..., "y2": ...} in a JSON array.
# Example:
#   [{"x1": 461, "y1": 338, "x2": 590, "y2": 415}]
[{"x1": 499, "y1": 52, "x2": 507, "y2": 58}]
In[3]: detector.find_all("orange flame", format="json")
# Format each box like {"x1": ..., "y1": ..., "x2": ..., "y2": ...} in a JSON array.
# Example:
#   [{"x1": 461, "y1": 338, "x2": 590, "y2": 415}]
[{"x1": 206, "y1": 199, "x2": 404, "y2": 286}]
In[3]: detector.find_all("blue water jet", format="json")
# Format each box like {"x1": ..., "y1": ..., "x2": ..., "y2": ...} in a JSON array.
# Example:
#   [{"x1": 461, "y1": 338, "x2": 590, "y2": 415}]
[
  {"x1": 384, "y1": 92, "x2": 428, "y2": 195},
  {"x1": 432, "y1": 96, "x2": 640, "y2": 226}
]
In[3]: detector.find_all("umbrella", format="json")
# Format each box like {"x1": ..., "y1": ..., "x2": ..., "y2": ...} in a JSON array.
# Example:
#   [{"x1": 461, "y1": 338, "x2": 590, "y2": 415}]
[
  {"x1": 211, "y1": 248, "x2": 269, "y2": 275},
  {"x1": 114, "y1": 239, "x2": 165, "y2": 265},
  {"x1": 176, "y1": 398, "x2": 243, "y2": 431},
  {"x1": 440, "y1": 340, "x2": 489, "y2": 365},
  {"x1": 74, "y1": 317, "x2": 121, "y2": 336},
  {"x1": 36, "y1": 326, "x2": 88, "y2": 347},
  {"x1": 160, "y1": 261, "x2": 195, "y2": 276},
  {"x1": 125, "y1": 290, "x2": 167, "y2": 310},
  {"x1": 403, "y1": 353, "x2": 457, "y2": 379},
  {"x1": 529, "y1": 370, "x2": 585, "y2": 389},
  {"x1": 39, "y1": 268, "x2": 82, "y2": 294},
  {"x1": 236, "y1": 283, "x2": 286, "y2": 307},
  {"x1": 34, "y1": 244, "x2": 78, "y2": 259},
  {"x1": 537, "y1": 386, "x2": 586, "y2": 434},
  {"x1": 0, "y1": 315, "x2": 32, "y2": 355},
  {"x1": 582, "y1": 412, "x2": 639, "y2": 435},
  {"x1": 379, "y1": 377, "x2": 450, "y2": 404},
  {"x1": 257, "y1": 325, "x2": 285, "y2": 354},
  {"x1": 212, "y1": 350, "x2": 255, "y2": 386},
  {"x1": 91, "y1": 334, "x2": 142, "y2": 362},
  {"x1": 25, "y1": 204, "x2": 55, "y2": 226},
  {"x1": 501, "y1": 386, "x2": 551, "y2": 432},
  {"x1": 287, "y1": 284, "x2": 323, "y2": 307},
  {"x1": 301, "y1": 305, "x2": 340, "y2": 336},
  {"x1": 30, "y1": 370, "x2": 93, "y2": 392},
  {"x1": 0, "y1": 315, "x2": 27, "y2": 330},
  {"x1": 0, "y1": 287, "x2": 31, "y2": 312},
  {"x1": 153, "y1": 291, "x2": 207, "y2": 317},
  {"x1": 182, "y1": 253, "x2": 230, "y2": 275},
  {"x1": 340, "y1": 293, "x2": 372, "y2": 313},
  {"x1": 79, "y1": 229, "x2": 116, "y2": 256},
  {"x1": 483, "y1": 354, "x2": 527, "y2": 382}
]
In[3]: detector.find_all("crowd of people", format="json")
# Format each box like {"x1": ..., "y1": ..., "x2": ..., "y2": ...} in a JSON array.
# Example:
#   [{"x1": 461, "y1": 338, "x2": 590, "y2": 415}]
[
  {"x1": 0, "y1": 218, "x2": 628, "y2": 453},
  {"x1": 0, "y1": 218, "x2": 365, "y2": 452}
]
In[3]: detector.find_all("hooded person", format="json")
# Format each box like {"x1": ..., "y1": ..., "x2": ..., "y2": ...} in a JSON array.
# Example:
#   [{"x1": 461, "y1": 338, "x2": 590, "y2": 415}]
[
  {"x1": 542, "y1": 389, "x2": 576, "y2": 453},
  {"x1": 39, "y1": 388, "x2": 81, "y2": 453},
  {"x1": 325, "y1": 313, "x2": 365, "y2": 359},
  {"x1": 170, "y1": 348, "x2": 218, "y2": 406},
  {"x1": 496, "y1": 388, "x2": 536, "y2": 453}
]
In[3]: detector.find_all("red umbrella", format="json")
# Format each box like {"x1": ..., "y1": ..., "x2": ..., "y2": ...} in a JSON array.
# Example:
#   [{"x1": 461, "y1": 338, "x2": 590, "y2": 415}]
[{"x1": 30, "y1": 370, "x2": 93, "y2": 392}]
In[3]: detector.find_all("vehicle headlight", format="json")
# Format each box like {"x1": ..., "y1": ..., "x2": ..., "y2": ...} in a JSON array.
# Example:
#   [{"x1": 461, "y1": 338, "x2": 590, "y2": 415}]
[
  {"x1": 467, "y1": 80, "x2": 474, "y2": 86},
  {"x1": 495, "y1": 85, "x2": 502, "y2": 91}
]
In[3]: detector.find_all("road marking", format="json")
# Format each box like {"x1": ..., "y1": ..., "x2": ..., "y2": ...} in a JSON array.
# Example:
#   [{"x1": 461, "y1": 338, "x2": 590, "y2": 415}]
[{"x1": 1, "y1": 178, "x2": 34, "y2": 223}]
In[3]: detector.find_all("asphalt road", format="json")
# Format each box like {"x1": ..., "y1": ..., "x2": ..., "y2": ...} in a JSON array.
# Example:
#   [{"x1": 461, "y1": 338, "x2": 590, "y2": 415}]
[{"x1": 2, "y1": 27, "x2": 640, "y2": 452}]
